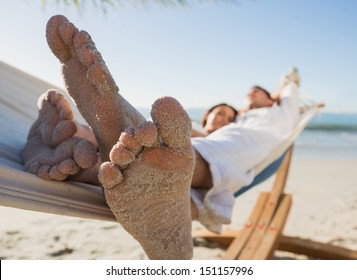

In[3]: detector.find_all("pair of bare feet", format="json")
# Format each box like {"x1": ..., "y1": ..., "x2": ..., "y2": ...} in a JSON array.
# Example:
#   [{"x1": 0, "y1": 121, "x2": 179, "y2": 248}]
[{"x1": 21, "y1": 15, "x2": 195, "y2": 259}]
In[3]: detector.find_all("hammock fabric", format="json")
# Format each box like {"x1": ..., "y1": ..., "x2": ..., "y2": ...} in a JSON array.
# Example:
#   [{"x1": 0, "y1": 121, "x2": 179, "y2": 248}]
[{"x1": 0, "y1": 61, "x2": 114, "y2": 221}]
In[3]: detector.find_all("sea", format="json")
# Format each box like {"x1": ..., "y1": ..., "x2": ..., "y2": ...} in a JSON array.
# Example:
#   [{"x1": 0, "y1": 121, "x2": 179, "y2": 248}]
[{"x1": 138, "y1": 108, "x2": 357, "y2": 160}]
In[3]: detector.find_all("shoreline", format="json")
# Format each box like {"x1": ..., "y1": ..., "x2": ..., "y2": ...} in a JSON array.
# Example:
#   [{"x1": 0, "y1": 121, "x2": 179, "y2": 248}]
[
  {"x1": 1, "y1": 158, "x2": 356, "y2": 260},
  {"x1": 293, "y1": 146, "x2": 357, "y2": 160}
]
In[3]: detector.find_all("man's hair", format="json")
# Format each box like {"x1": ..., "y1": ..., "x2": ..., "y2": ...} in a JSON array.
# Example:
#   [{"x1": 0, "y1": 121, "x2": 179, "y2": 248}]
[{"x1": 252, "y1": 85, "x2": 273, "y2": 100}]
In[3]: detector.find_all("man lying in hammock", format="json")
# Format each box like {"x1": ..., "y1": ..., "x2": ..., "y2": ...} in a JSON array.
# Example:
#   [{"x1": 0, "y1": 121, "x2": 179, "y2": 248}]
[{"x1": 21, "y1": 15, "x2": 301, "y2": 260}]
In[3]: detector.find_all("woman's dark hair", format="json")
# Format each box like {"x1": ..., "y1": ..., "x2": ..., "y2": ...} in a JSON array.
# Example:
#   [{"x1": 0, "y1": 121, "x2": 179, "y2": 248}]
[
  {"x1": 251, "y1": 85, "x2": 273, "y2": 100},
  {"x1": 200, "y1": 103, "x2": 237, "y2": 127}
]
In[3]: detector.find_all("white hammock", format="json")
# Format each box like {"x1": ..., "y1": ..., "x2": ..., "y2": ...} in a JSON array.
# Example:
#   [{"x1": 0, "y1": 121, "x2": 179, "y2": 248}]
[{"x1": 0, "y1": 61, "x2": 320, "y2": 222}]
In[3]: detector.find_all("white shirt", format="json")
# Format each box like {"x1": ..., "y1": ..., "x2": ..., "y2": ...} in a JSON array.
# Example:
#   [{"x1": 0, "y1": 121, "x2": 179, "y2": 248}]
[{"x1": 191, "y1": 83, "x2": 300, "y2": 232}]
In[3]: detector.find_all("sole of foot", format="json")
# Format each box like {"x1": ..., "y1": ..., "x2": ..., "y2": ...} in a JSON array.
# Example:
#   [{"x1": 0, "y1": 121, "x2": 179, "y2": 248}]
[{"x1": 99, "y1": 97, "x2": 195, "y2": 260}]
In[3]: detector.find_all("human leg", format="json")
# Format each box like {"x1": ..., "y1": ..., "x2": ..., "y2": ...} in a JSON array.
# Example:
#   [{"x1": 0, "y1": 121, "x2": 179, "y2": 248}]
[
  {"x1": 45, "y1": 16, "x2": 200, "y2": 259},
  {"x1": 191, "y1": 151, "x2": 213, "y2": 188},
  {"x1": 190, "y1": 126, "x2": 281, "y2": 232}
]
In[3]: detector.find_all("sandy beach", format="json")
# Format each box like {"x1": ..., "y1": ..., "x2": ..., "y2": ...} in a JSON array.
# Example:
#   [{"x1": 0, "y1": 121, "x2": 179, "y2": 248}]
[{"x1": 1, "y1": 157, "x2": 356, "y2": 260}]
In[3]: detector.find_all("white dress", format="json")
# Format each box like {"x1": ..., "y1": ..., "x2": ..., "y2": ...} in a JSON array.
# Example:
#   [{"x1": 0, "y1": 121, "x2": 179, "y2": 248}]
[{"x1": 191, "y1": 83, "x2": 300, "y2": 232}]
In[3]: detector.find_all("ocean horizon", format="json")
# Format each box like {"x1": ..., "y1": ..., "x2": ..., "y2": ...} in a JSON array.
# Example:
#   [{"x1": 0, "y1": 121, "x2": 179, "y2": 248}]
[
  {"x1": 137, "y1": 108, "x2": 357, "y2": 160},
  {"x1": 294, "y1": 112, "x2": 357, "y2": 160}
]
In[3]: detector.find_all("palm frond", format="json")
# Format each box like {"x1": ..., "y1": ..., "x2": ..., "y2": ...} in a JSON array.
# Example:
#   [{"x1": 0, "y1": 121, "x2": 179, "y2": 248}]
[{"x1": 41, "y1": 0, "x2": 240, "y2": 12}]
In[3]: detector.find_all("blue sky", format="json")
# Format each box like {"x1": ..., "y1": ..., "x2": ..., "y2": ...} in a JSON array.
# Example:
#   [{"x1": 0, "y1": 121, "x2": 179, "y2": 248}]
[{"x1": 1, "y1": 0, "x2": 356, "y2": 112}]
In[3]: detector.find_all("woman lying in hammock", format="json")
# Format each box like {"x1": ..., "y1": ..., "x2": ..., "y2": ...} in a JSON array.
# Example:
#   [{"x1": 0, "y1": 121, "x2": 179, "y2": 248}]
[{"x1": 21, "y1": 15, "x2": 301, "y2": 260}]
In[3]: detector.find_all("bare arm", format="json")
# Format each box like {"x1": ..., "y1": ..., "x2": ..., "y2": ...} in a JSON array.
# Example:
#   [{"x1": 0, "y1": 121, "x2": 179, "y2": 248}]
[
  {"x1": 191, "y1": 129, "x2": 208, "y2": 137},
  {"x1": 191, "y1": 122, "x2": 208, "y2": 138}
]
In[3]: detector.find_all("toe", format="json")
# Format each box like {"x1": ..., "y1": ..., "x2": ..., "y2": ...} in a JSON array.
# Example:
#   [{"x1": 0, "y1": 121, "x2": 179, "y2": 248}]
[
  {"x1": 37, "y1": 165, "x2": 52, "y2": 180},
  {"x1": 134, "y1": 121, "x2": 159, "y2": 147},
  {"x1": 58, "y1": 159, "x2": 80, "y2": 175},
  {"x1": 46, "y1": 15, "x2": 72, "y2": 62},
  {"x1": 56, "y1": 98, "x2": 73, "y2": 120},
  {"x1": 87, "y1": 62, "x2": 118, "y2": 93},
  {"x1": 99, "y1": 162, "x2": 123, "y2": 189},
  {"x1": 77, "y1": 43, "x2": 103, "y2": 67},
  {"x1": 47, "y1": 89, "x2": 63, "y2": 105},
  {"x1": 27, "y1": 161, "x2": 41, "y2": 175},
  {"x1": 49, "y1": 165, "x2": 68, "y2": 181},
  {"x1": 150, "y1": 97, "x2": 192, "y2": 149},
  {"x1": 52, "y1": 120, "x2": 77, "y2": 147},
  {"x1": 73, "y1": 30, "x2": 92, "y2": 49},
  {"x1": 119, "y1": 127, "x2": 142, "y2": 154},
  {"x1": 73, "y1": 31, "x2": 103, "y2": 67},
  {"x1": 59, "y1": 106, "x2": 74, "y2": 121},
  {"x1": 58, "y1": 20, "x2": 77, "y2": 46},
  {"x1": 109, "y1": 142, "x2": 135, "y2": 167},
  {"x1": 73, "y1": 139, "x2": 99, "y2": 169}
]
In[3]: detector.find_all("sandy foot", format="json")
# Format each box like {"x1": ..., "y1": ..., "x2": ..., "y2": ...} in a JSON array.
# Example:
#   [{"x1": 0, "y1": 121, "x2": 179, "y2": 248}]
[
  {"x1": 46, "y1": 15, "x2": 146, "y2": 161},
  {"x1": 21, "y1": 90, "x2": 98, "y2": 181},
  {"x1": 99, "y1": 97, "x2": 195, "y2": 259}
]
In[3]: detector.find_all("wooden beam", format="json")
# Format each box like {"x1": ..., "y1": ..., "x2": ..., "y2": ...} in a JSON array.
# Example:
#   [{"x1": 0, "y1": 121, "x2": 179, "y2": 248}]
[
  {"x1": 252, "y1": 194, "x2": 292, "y2": 259},
  {"x1": 221, "y1": 193, "x2": 269, "y2": 260},
  {"x1": 278, "y1": 235, "x2": 357, "y2": 260}
]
